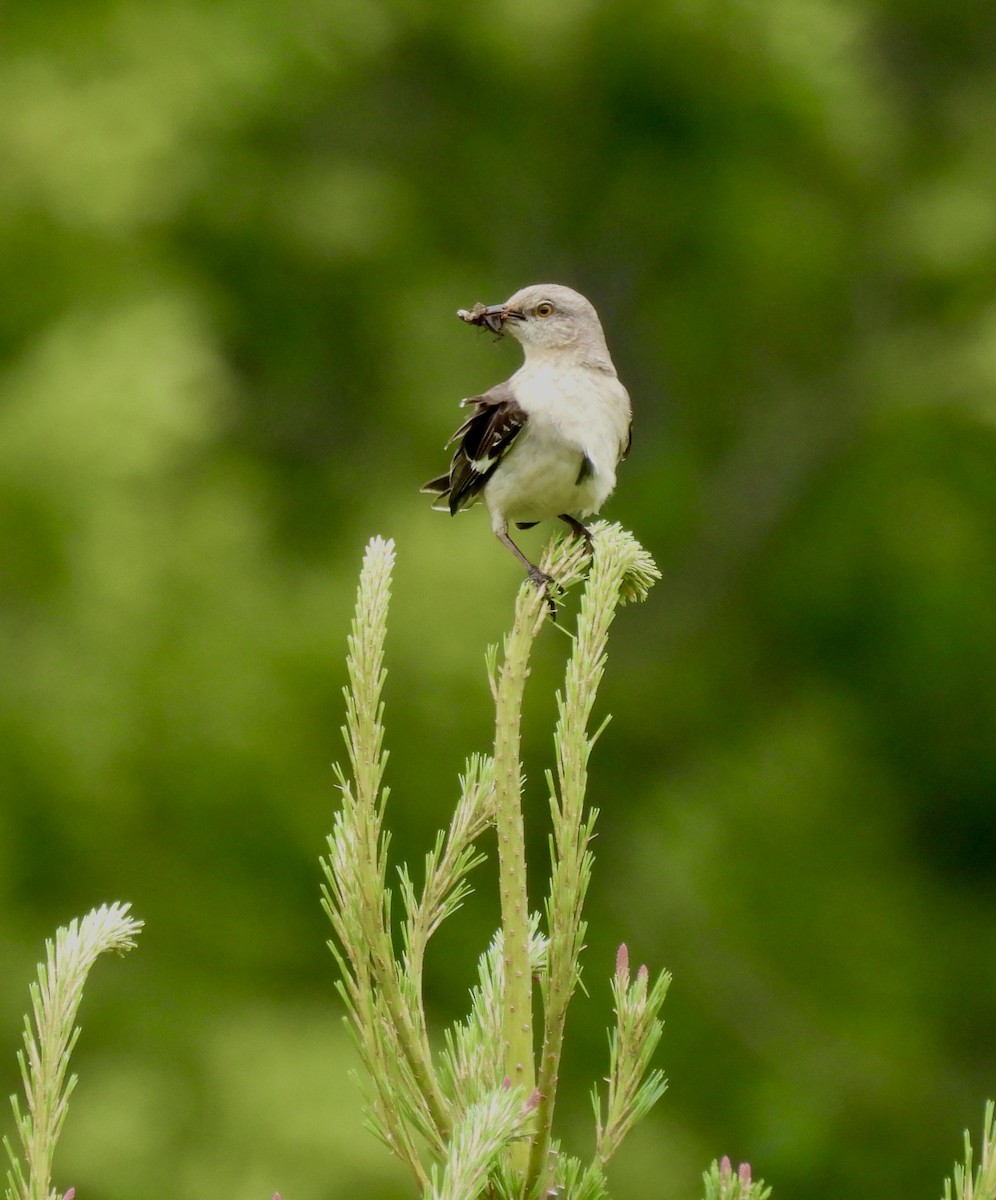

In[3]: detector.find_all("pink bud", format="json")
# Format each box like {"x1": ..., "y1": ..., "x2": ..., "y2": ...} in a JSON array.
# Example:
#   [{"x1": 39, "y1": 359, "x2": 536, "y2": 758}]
[
  {"x1": 62, "y1": 1191, "x2": 76, "y2": 1200},
  {"x1": 738, "y1": 1163, "x2": 752, "y2": 1185},
  {"x1": 501, "y1": 1075, "x2": 512, "y2": 1090},
  {"x1": 615, "y1": 943, "x2": 629, "y2": 980},
  {"x1": 720, "y1": 1156, "x2": 732, "y2": 1175},
  {"x1": 525, "y1": 1087, "x2": 541, "y2": 1110}
]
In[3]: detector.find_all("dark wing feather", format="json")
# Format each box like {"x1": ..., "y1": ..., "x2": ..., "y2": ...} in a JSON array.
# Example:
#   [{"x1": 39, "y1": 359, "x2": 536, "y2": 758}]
[{"x1": 421, "y1": 381, "x2": 527, "y2": 515}]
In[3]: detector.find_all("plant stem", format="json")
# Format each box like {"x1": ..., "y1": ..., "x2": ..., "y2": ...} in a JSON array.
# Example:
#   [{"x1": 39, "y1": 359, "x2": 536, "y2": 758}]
[
  {"x1": 527, "y1": 526, "x2": 641, "y2": 1195},
  {"x1": 492, "y1": 581, "x2": 548, "y2": 1168},
  {"x1": 343, "y1": 538, "x2": 451, "y2": 1147}
]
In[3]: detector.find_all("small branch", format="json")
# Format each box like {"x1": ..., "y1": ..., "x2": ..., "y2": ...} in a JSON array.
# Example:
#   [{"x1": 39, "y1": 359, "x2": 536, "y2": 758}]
[{"x1": 594, "y1": 946, "x2": 670, "y2": 1167}]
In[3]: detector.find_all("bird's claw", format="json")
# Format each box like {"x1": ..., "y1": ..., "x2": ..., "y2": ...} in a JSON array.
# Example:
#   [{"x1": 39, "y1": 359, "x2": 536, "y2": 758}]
[
  {"x1": 558, "y1": 514, "x2": 595, "y2": 553},
  {"x1": 527, "y1": 567, "x2": 561, "y2": 619},
  {"x1": 576, "y1": 527, "x2": 595, "y2": 554}
]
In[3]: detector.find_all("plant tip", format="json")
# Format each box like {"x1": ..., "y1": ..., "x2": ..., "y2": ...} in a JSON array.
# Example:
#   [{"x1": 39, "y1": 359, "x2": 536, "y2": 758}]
[{"x1": 615, "y1": 942, "x2": 629, "y2": 980}]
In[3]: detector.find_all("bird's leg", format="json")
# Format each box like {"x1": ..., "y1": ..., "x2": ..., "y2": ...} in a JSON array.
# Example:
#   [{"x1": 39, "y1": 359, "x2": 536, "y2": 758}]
[
  {"x1": 558, "y1": 514, "x2": 595, "y2": 552},
  {"x1": 495, "y1": 525, "x2": 559, "y2": 618}
]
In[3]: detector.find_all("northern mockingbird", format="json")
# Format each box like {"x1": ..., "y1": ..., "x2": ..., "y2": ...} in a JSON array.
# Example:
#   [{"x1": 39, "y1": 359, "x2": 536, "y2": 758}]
[{"x1": 422, "y1": 283, "x2": 632, "y2": 610}]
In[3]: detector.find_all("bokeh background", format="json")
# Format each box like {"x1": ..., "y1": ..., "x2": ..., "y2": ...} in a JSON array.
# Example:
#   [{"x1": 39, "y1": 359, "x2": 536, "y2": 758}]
[{"x1": 2, "y1": 0, "x2": 995, "y2": 1197}]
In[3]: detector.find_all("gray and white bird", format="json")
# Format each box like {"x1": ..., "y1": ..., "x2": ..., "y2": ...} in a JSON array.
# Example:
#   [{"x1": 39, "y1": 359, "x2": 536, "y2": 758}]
[{"x1": 422, "y1": 283, "x2": 632, "y2": 609}]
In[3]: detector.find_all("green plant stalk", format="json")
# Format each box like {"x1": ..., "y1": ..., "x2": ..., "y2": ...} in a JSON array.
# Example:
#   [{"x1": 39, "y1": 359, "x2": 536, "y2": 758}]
[
  {"x1": 332, "y1": 943, "x2": 431, "y2": 1189},
  {"x1": 489, "y1": 531, "x2": 597, "y2": 1187},
  {"x1": 491, "y1": 579, "x2": 549, "y2": 1168},
  {"x1": 339, "y1": 537, "x2": 451, "y2": 1148},
  {"x1": 527, "y1": 530, "x2": 631, "y2": 1194},
  {"x1": 357, "y1": 830, "x2": 452, "y2": 1148}
]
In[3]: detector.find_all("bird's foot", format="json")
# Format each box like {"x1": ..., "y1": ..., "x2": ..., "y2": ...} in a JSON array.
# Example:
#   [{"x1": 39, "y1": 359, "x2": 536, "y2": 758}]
[{"x1": 527, "y1": 566, "x2": 561, "y2": 619}]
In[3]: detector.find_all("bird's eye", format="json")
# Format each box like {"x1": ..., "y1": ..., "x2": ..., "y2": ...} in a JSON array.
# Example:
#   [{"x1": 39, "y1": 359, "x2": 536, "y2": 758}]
[{"x1": 535, "y1": 302, "x2": 555, "y2": 318}]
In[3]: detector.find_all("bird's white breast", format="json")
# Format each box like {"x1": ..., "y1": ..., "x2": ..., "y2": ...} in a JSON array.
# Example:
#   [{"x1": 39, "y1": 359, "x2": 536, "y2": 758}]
[{"x1": 483, "y1": 360, "x2": 631, "y2": 525}]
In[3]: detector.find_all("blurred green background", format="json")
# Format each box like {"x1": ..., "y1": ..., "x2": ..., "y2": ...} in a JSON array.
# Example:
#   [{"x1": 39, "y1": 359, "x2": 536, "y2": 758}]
[{"x1": 2, "y1": 0, "x2": 995, "y2": 1197}]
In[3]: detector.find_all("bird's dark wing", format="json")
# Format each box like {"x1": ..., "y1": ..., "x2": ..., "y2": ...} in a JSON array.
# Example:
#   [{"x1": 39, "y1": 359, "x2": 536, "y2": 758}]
[{"x1": 421, "y1": 381, "x2": 527, "y2": 514}]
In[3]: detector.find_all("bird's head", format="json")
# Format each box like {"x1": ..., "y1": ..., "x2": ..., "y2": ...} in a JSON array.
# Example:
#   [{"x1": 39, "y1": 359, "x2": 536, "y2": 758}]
[{"x1": 458, "y1": 284, "x2": 608, "y2": 359}]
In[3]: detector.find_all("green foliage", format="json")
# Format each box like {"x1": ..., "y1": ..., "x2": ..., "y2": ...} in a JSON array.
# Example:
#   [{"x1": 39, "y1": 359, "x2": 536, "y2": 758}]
[
  {"x1": 323, "y1": 528, "x2": 665, "y2": 1198},
  {"x1": 941, "y1": 1103, "x2": 996, "y2": 1200}
]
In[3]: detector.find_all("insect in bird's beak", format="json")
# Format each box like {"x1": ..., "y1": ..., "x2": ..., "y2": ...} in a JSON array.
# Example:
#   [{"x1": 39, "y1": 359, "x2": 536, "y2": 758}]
[{"x1": 457, "y1": 302, "x2": 509, "y2": 336}]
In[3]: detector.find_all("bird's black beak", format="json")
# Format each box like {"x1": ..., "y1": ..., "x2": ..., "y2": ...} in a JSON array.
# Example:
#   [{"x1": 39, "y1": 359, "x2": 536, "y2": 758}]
[{"x1": 457, "y1": 302, "x2": 523, "y2": 335}]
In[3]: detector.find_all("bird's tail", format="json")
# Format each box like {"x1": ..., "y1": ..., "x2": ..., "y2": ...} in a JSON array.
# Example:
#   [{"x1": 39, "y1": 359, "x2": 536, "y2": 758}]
[
  {"x1": 420, "y1": 474, "x2": 450, "y2": 495},
  {"x1": 420, "y1": 474, "x2": 454, "y2": 513}
]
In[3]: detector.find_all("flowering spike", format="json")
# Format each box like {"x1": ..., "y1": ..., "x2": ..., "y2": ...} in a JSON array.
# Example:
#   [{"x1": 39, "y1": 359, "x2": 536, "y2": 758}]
[
  {"x1": 5, "y1": 905, "x2": 142, "y2": 1200},
  {"x1": 720, "y1": 1156, "x2": 732, "y2": 1175},
  {"x1": 739, "y1": 1163, "x2": 752, "y2": 1185}
]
